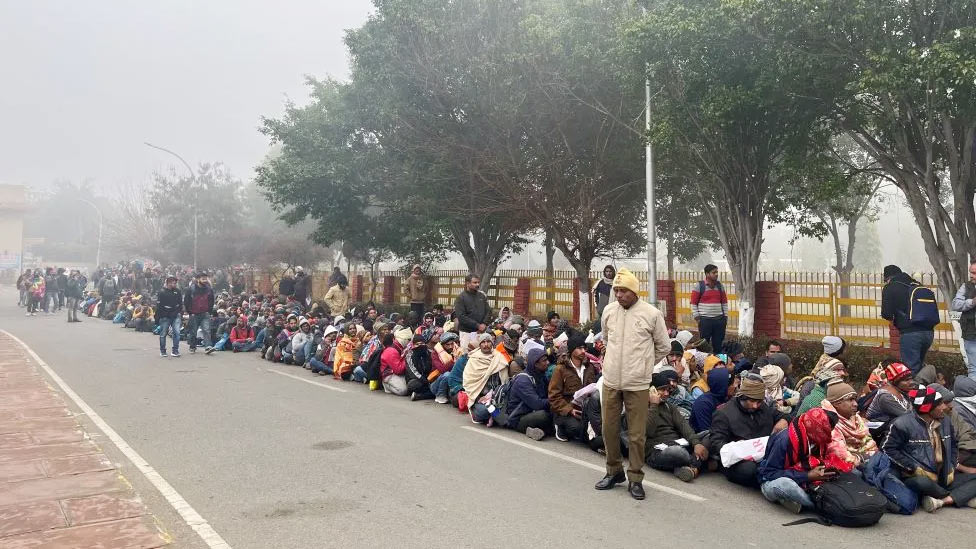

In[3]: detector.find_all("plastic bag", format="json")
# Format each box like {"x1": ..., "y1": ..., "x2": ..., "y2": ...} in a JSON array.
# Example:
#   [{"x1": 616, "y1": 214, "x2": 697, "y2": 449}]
[{"x1": 719, "y1": 436, "x2": 769, "y2": 468}]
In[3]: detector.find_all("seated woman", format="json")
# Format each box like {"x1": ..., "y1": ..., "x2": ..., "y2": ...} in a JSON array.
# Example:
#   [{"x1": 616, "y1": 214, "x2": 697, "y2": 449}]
[
  {"x1": 332, "y1": 323, "x2": 361, "y2": 380},
  {"x1": 380, "y1": 330, "x2": 411, "y2": 396},
  {"x1": 505, "y1": 347, "x2": 552, "y2": 440}
]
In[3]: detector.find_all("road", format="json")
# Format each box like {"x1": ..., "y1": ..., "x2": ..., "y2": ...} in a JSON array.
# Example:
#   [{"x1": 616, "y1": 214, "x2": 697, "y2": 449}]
[{"x1": 2, "y1": 287, "x2": 974, "y2": 548}]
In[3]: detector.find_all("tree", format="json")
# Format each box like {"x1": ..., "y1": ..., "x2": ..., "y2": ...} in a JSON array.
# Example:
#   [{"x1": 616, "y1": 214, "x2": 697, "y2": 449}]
[
  {"x1": 24, "y1": 180, "x2": 102, "y2": 264},
  {"x1": 747, "y1": 0, "x2": 976, "y2": 300},
  {"x1": 103, "y1": 182, "x2": 166, "y2": 263},
  {"x1": 635, "y1": 0, "x2": 834, "y2": 335}
]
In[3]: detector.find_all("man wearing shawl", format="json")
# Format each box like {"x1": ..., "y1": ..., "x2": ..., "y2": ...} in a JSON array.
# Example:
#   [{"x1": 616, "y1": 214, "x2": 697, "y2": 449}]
[
  {"x1": 820, "y1": 382, "x2": 878, "y2": 468},
  {"x1": 463, "y1": 333, "x2": 510, "y2": 424},
  {"x1": 758, "y1": 408, "x2": 846, "y2": 514}
]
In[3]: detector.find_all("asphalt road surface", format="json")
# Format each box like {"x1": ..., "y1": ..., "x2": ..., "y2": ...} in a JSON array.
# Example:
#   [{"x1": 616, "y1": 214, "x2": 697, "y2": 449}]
[{"x1": 3, "y1": 287, "x2": 975, "y2": 548}]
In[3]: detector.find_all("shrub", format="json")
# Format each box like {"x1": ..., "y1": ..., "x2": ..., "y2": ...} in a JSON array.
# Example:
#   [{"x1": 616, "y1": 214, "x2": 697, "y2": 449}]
[{"x1": 734, "y1": 335, "x2": 966, "y2": 387}]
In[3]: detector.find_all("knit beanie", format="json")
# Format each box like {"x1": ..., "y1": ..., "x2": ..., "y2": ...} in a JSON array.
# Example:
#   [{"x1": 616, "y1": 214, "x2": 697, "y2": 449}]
[
  {"x1": 928, "y1": 383, "x2": 954, "y2": 403},
  {"x1": 611, "y1": 268, "x2": 640, "y2": 295},
  {"x1": 825, "y1": 381, "x2": 856, "y2": 403},
  {"x1": 908, "y1": 384, "x2": 942, "y2": 414},
  {"x1": 567, "y1": 332, "x2": 587, "y2": 355},
  {"x1": 651, "y1": 372, "x2": 671, "y2": 389},
  {"x1": 884, "y1": 362, "x2": 912, "y2": 384},
  {"x1": 394, "y1": 328, "x2": 413, "y2": 346},
  {"x1": 738, "y1": 374, "x2": 766, "y2": 400},
  {"x1": 815, "y1": 359, "x2": 846, "y2": 385},
  {"x1": 821, "y1": 336, "x2": 845, "y2": 356}
]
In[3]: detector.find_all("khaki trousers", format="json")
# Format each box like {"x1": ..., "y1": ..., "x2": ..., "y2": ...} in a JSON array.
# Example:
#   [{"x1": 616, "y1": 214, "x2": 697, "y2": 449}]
[{"x1": 601, "y1": 386, "x2": 649, "y2": 483}]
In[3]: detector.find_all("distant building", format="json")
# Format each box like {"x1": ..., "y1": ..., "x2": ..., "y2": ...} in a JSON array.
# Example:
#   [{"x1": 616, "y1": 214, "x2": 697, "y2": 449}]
[{"x1": 0, "y1": 184, "x2": 28, "y2": 281}]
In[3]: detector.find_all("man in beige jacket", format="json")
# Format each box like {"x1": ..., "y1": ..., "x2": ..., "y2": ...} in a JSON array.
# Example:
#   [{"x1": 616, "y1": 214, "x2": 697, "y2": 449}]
[
  {"x1": 401, "y1": 264, "x2": 427, "y2": 319},
  {"x1": 594, "y1": 268, "x2": 671, "y2": 500}
]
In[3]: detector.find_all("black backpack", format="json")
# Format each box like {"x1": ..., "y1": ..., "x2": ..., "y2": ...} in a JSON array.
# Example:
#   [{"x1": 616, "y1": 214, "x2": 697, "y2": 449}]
[
  {"x1": 364, "y1": 348, "x2": 384, "y2": 382},
  {"x1": 797, "y1": 473, "x2": 886, "y2": 527}
]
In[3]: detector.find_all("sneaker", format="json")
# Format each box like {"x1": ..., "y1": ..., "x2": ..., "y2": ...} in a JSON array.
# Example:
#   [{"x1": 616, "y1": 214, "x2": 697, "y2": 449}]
[
  {"x1": 434, "y1": 395, "x2": 449, "y2": 404},
  {"x1": 554, "y1": 424, "x2": 568, "y2": 442},
  {"x1": 674, "y1": 466, "x2": 698, "y2": 483},
  {"x1": 525, "y1": 427, "x2": 545, "y2": 441},
  {"x1": 779, "y1": 499, "x2": 803, "y2": 514},
  {"x1": 189, "y1": 348, "x2": 197, "y2": 354},
  {"x1": 160, "y1": 351, "x2": 168, "y2": 358},
  {"x1": 204, "y1": 347, "x2": 215, "y2": 355},
  {"x1": 921, "y1": 496, "x2": 945, "y2": 513},
  {"x1": 967, "y1": 499, "x2": 976, "y2": 509},
  {"x1": 171, "y1": 351, "x2": 181, "y2": 358},
  {"x1": 31, "y1": 312, "x2": 36, "y2": 316},
  {"x1": 409, "y1": 392, "x2": 418, "y2": 401}
]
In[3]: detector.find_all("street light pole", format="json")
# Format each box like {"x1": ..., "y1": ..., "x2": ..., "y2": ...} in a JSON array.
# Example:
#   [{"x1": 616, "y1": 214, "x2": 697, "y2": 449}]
[
  {"x1": 144, "y1": 141, "x2": 197, "y2": 271},
  {"x1": 76, "y1": 198, "x2": 102, "y2": 269},
  {"x1": 645, "y1": 68, "x2": 657, "y2": 305}
]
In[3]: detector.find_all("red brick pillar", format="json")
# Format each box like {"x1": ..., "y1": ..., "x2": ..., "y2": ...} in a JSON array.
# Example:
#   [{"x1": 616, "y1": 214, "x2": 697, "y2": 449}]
[
  {"x1": 382, "y1": 275, "x2": 396, "y2": 305},
  {"x1": 753, "y1": 281, "x2": 781, "y2": 338},
  {"x1": 260, "y1": 271, "x2": 273, "y2": 296},
  {"x1": 513, "y1": 277, "x2": 531, "y2": 316},
  {"x1": 889, "y1": 325, "x2": 900, "y2": 354},
  {"x1": 572, "y1": 278, "x2": 580, "y2": 324},
  {"x1": 245, "y1": 270, "x2": 255, "y2": 293},
  {"x1": 657, "y1": 280, "x2": 677, "y2": 327},
  {"x1": 352, "y1": 274, "x2": 364, "y2": 303}
]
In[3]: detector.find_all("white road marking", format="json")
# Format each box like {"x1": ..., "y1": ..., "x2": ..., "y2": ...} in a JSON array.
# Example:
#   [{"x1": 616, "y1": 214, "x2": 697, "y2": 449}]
[
  {"x1": 460, "y1": 425, "x2": 706, "y2": 502},
  {"x1": 1, "y1": 329, "x2": 233, "y2": 549},
  {"x1": 265, "y1": 368, "x2": 348, "y2": 392}
]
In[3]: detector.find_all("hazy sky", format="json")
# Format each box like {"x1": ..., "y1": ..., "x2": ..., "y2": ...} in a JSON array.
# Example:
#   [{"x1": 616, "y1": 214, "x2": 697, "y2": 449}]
[{"x1": 0, "y1": 0, "x2": 373, "y2": 190}]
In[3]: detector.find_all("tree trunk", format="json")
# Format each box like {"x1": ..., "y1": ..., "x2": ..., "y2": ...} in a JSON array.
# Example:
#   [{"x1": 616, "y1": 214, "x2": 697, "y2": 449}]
[
  {"x1": 368, "y1": 261, "x2": 379, "y2": 304},
  {"x1": 705, "y1": 195, "x2": 764, "y2": 337},
  {"x1": 448, "y1": 222, "x2": 511, "y2": 292},
  {"x1": 666, "y1": 239, "x2": 676, "y2": 281},
  {"x1": 545, "y1": 229, "x2": 555, "y2": 304}
]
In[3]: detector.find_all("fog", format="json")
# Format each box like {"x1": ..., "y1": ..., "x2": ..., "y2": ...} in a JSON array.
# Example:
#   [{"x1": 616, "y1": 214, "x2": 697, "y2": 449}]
[{"x1": 0, "y1": 1, "x2": 935, "y2": 275}]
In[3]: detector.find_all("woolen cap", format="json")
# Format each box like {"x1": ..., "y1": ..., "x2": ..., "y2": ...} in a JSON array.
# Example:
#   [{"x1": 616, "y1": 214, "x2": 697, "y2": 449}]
[
  {"x1": 825, "y1": 381, "x2": 857, "y2": 402},
  {"x1": 611, "y1": 268, "x2": 640, "y2": 295},
  {"x1": 821, "y1": 336, "x2": 845, "y2": 355}
]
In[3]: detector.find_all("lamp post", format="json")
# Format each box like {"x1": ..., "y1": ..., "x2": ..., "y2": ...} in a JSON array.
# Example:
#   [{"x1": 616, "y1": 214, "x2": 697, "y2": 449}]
[
  {"x1": 76, "y1": 198, "x2": 102, "y2": 269},
  {"x1": 640, "y1": 6, "x2": 657, "y2": 305},
  {"x1": 144, "y1": 142, "x2": 197, "y2": 271}
]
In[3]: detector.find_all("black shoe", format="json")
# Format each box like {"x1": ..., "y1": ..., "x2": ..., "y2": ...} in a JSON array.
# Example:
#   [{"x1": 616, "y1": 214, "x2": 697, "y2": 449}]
[
  {"x1": 594, "y1": 472, "x2": 626, "y2": 490},
  {"x1": 628, "y1": 481, "x2": 645, "y2": 500}
]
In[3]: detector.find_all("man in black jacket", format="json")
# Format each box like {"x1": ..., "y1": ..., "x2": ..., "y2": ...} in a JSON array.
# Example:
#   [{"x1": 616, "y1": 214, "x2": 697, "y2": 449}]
[
  {"x1": 707, "y1": 373, "x2": 788, "y2": 488},
  {"x1": 453, "y1": 274, "x2": 491, "y2": 352},
  {"x1": 881, "y1": 264, "x2": 935, "y2": 375},
  {"x1": 64, "y1": 271, "x2": 83, "y2": 323},
  {"x1": 157, "y1": 276, "x2": 183, "y2": 357}
]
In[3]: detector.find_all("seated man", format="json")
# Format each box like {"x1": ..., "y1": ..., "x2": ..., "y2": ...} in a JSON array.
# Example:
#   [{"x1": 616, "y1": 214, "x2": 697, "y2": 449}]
[
  {"x1": 212, "y1": 314, "x2": 236, "y2": 351},
  {"x1": 548, "y1": 334, "x2": 598, "y2": 442},
  {"x1": 689, "y1": 367, "x2": 734, "y2": 433},
  {"x1": 229, "y1": 315, "x2": 258, "y2": 352},
  {"x1": 929, "y1": 383, "x2": 976, "y2": 472},
  {"x1": 309, "y1": 325, "x2": 339, "y2": 375},
  {"x1": 505, "y1": 347, "x2": 552, "y2": 440},
  {"x1": 708, "y1": 372, "x2": 788, "y2": 488},
  {"x1": 883, "y1": 385, "x2": 976, "y2": 512},
  {"x1": 820, "y1": 381, "x2": 878, "y2": 469},
  {"x1": 951, "y1": 376, "x2": 976, "y2": 468},
  {"x1": 430, "y1": 332, "x2": 461, "y2": 404},
  {"x1": 353, "y1": 321, "x2": 388, "y2": 382},
  {"x1": 645, "y1": 373, "x2": 708, "y2": 482},
  {"x1": 286, "y1": 317, "x2": 314, "y2": 365},
  {"x1": 462, "y1": 333, "x2": 511, "y2": 424},
  {"x1": 758, "y1": 408, "x2": 845, "y2": 514},
  {"x1": 518, "y1": 320, "x2": 545, "y2": 360},
  {"x1": 866, "y1": 362, "x2": 915, "y2": 438}
]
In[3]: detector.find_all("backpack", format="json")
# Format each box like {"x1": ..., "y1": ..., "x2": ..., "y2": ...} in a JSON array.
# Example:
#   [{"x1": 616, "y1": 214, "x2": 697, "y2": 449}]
[
  {"x1": 905, "y1": 284, "x2": 940, "y2": 329},
  {"x1": 364, "y1": 348, "x2": 383, "y2": 382},
  {"x1": 490, "y1": 372, "x2": 529, "y2": 427},
  {"x1": 102, "y1": 278, "x2": 116, "y2": 296},
  {"x1": 801, "y1": 473, "x2": 886, "y2": 527}
]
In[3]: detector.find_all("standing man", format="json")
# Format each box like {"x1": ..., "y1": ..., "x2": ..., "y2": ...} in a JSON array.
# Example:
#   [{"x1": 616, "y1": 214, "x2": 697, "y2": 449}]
[
  {"x1": 294, "y1": 267, "x2": 312, "y2": 308},
  {"x1": 951, "y1": 261, "x2": 976, "y2": 380},
  {"x1": 882, "y1": 265, "x2": 937, "y2": 375},
  {"x1": 56, "y1": 267, "x2": 68, "y2": 311},
  {"x1": 402, "y1": 264, "x2": 428, "y2": 319},
  {"x1": 453, "y1": 274, "x2": 492, "y2": 352},
  {"x1": 157, "y1": 276, "x2": 183, "y2": 357},
  {"x1": 64, "y1": 270, "x2": 83, "y2": 323},
  {"x1": 183, "y1": 272, "x2": 215, "y2": 354},
  {"x1": 595, "y1": 268, "x2": 671, "y2": 500},
  {"x1": 323, "y1": 275, "x2": 351, "y2": 318},
  {"x1": 690, "y1": 264, "x2": 728, "y2": 352}
]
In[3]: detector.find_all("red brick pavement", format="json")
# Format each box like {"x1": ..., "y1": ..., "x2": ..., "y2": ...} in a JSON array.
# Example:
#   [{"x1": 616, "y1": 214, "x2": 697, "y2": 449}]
[{"x1": 0, "y1": 334, "x2": 170, "y2": 548}]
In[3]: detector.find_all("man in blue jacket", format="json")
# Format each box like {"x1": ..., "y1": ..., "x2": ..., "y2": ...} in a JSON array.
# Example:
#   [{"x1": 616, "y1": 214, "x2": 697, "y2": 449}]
[
  {"x1": 506, "y1": 347, "x2": 552, "y2": 440},
  {"x1": 883, "y1": 384, "x2": 976, "y2": 512}
]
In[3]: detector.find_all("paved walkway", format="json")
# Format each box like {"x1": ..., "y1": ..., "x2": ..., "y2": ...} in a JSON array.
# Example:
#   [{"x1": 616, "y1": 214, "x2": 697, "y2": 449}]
[{"x1": 0, "y1": 333, "x2": 169, "y2": 548}]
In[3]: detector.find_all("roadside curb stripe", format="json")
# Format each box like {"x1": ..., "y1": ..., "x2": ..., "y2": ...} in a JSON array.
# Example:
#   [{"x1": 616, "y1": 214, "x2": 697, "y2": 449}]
[
  {"x1": 1, "y1": 329, "x2": 233, "y2": 549},
  {"x1": 265, "y1": 368, "x2": 349, "y2": 392},
  {"x1": 460, "y1": 425, "x2": 706, "y2": 502}
]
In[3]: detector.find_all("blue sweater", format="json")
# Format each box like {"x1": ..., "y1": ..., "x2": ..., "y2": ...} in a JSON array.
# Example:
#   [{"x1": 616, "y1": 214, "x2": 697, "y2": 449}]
[
  {"x1": 758, "y1": 428, "x2": 809, "y2": 487},
  {"x1": 506, "y1": 371, "x2": 550, "y2": 428},
  {"x1": 447, "y1": 354, "x2": 468, "y2": 397}
]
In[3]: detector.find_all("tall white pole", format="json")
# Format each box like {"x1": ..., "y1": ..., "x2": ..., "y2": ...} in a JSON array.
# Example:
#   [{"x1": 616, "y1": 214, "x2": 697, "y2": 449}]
[
  {"x1": 645, "y1": 69, "x2": 657, "y2": 304},
  {"x1": 144, "y1": 142, "x2": 197, "y2": 271},
  {"x1": 76, "y1": 198, "x2": 102, "y2": 269}
]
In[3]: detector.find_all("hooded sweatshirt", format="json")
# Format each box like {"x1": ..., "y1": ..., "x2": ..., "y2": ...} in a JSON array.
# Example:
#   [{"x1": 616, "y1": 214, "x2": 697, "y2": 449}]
[
  {"x1": 690, "y1": 367, "x2": 731, "y2": 432},
  {"x1": 954, "y1": 375, "x2": 976, "y2": 430},
  {"x1": 505, "y1": 347, "x2": 551, "y2": 428}
]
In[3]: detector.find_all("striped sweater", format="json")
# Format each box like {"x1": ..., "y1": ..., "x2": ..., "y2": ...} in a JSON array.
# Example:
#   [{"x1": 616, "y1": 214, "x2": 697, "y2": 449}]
[{"x1": 691, "y1": 280, "x2": 728, "y2": 318}]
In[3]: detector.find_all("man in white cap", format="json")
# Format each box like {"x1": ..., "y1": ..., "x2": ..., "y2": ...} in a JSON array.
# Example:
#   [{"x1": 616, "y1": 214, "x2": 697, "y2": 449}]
[{"x1": 594, "y1": 268, "x2": 671, "y2": 501}]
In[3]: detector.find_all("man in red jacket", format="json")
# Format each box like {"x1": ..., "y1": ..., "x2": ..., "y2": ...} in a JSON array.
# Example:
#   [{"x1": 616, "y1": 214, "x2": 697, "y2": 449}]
[
  {"x1": 690, "y1": 264, "x2": 728, "y2": 352},
  {"x1": 230, "y1": 315, "x2": 257, "y2": 352}
]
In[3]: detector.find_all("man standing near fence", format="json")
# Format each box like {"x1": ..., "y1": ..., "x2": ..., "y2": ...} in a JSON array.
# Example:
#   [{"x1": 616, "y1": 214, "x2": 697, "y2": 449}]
[
  {"x1": 691, "y1": 264, "x2": 728, "y2": 352},
  {"x1": 594, "y1": 268, "x2": 671, "y2": 501},
  {"x1": 454, "y1": 274, "x2": 491, "y2": 351},
  {"x1": 951, "y1": 261, "x2": 976, "y2": 380},
  {"x1": 882, "y1": 264, "x2": 938, "y2": 376}
]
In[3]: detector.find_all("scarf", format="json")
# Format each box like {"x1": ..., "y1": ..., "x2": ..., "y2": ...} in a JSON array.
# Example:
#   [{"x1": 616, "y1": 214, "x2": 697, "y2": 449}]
[
  {"x1": 462, "y1": 348, "x2": 509, "y2": 409},
  {"x1": 759, "y1": 364, "x2": 785, "y2": 403},
  {"x1": 333, "y1": 334, "x2": 359, "y2": 379},
  {"x1": 738, "y1": 375, "x2": 766, "y2": 400},
  {"x1": 813, "y1": 358, "x2": 845, "y2": 383},
  {"x1": 690, "y1": 355, "x2": 723, "y2": 394},
  {"x1": 821, "y1": 399, "x2": 878, "y2": 467},
  {"x1": 785, "y1": 408, "x2": 851, "y2": 482}
]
